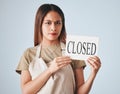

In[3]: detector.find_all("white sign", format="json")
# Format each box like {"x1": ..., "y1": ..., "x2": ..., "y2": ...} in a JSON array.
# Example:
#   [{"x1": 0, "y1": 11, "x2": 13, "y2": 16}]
[{"x1": 66, "y1": 35, "x2": 99, "y2": 60}]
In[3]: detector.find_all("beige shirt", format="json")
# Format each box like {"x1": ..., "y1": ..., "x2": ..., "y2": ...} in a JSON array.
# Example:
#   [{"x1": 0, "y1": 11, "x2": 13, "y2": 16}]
[
  {"x1": 16, "y1": 43, "x2": 86, "y2": 94},
  {"x1": 16, "y1": 44, "x2": 86, "y2": 74}
]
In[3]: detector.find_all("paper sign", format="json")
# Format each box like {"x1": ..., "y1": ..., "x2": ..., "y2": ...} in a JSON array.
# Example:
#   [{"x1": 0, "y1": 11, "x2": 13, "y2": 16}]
[{"x1": 66, "y1": 35, "x2": 99, "y2": 60}]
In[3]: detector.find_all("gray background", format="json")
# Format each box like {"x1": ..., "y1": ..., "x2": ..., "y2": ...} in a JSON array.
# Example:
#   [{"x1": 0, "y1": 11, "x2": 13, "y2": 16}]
[{"x1": 0, "y1": 0, "x2": 120, "y2": 94}]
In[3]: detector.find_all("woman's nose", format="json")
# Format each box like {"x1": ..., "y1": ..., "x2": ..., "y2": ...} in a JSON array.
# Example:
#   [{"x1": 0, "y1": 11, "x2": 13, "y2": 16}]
[{"x1": 51, "y1": 23, "x2": 56, "y2": 31}]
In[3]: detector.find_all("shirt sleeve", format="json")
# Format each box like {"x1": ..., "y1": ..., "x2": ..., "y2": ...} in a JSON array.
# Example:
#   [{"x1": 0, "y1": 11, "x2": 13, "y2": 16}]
[
  {"x1": 16, "y1": 49, "x2": 30, "y2": 74},
  {"x1": 71, "y1": 59, "x2": 86, "y2": 69}
]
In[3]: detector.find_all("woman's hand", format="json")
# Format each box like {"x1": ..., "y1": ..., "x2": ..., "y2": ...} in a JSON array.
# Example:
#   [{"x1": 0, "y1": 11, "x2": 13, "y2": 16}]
[
  {"x1": 87, "y1": 56, "x2": 101, "y2": 75},
  {"x1": 48, "y1": 56, "x2": 72, "y2": 73}
]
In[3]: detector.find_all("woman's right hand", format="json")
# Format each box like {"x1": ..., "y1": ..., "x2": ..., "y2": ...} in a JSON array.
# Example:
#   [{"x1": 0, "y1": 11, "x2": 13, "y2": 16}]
[{"x1": 48, "y1": 56, "x2": 72, "y2": 73}]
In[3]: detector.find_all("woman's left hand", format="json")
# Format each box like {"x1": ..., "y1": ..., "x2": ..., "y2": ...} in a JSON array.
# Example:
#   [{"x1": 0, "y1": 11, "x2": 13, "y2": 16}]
[{"x1": 87, "y1": 56, "x2": 101, "y2": 75}]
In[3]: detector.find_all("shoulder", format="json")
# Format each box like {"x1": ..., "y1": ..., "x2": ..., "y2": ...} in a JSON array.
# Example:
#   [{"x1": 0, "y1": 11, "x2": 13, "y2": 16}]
[
  {"x1": 24, "y1": 45, "x2": 38, "y2": 55},
  {"x1": 23, "y1": 45, "x2": 39, "y2": 62},
  {"x1": 16, "y1": 45, "x2": 39, "y2": 74},
  {"x1": 25, "y1": 45, "x2": 38, "y2": 54}
]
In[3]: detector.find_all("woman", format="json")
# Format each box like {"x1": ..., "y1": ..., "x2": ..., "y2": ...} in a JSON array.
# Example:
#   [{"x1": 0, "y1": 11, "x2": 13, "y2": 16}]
[{"x1": 16, "y1": 4, "x2": 101, "y2": 94}]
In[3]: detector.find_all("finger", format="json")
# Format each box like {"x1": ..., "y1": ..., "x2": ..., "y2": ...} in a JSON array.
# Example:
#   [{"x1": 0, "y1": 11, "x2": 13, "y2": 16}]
[
  {"x1": 58, "y1": 63, "x2": 69, "y2": 69},
  {"x1": 88, "y1": 56, "x2": 101, "y2": 66},
  {"x1": 87, "y1": 59, "x2": 97, "y2": 69},
  {"x1": 88, "y1": 57, "x2": 99, "y2": 67},
  {"x1": 56, "y1": 56, "x2": 71, "y2": 60},
  {"x1": 87, "y1": 58, "x2": 100, "y2": 69},
  {"x1": 56, "y1": 57, "x2": 72, "y2": 63},
  {"x1": 57, "y1": 60, "x2": 71, "y2": 66},
  {"x1": 90, "y1": 56, "x2": 101, "y2": 64}
]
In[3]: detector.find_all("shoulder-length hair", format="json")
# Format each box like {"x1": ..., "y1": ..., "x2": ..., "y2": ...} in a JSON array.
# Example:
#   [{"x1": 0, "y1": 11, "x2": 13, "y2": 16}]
[{"x1": 34, "y1": 4, "x2": 66, "y2": 46}]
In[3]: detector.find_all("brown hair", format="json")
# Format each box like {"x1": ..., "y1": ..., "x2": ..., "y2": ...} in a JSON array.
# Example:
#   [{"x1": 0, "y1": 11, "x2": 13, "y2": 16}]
[{"x1": 34, "y1": 4, "x2": 66, "y2": 46}]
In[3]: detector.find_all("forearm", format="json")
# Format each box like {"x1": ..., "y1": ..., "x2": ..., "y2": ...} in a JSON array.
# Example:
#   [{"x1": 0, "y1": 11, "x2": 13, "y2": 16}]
[
  {"x1": 77, "y1": 73, "x2": 96, "y2": 94},
  {"x1": 76, "y1": 56, "x2": 101, "y2": 94},
  {"x1": 21, "y1": 69, "x2": 52, "y2": 94},
  {"x1": 21, "y1": 56, "x2": 72, "y2": 94}
]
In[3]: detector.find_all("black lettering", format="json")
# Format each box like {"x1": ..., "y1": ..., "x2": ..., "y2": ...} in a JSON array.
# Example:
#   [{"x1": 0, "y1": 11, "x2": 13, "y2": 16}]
[
  {"x1": 91, "y1": 43, "x2": 96, "y2": 55},
  {"x1": 72, "y1": 41, "x2": 76, "y2": 54},
  {"x1": 77, "y1": 42, "x2": 82, "y2": 54},
  {"x1": 67, "y1": 41, "x2": 97, "y2": 56},
  {"x1": 86, "y1": 42, "x2": 91, "y2": 55},
  {"x1": 82, "y1": 42, "x2": 86, "y2": 55},
  {"x1": 67, "y1": 41, "x2": 76, "y2": 54},
  {"x1": 67, "y1": 41, "x2": 72, "y2": 53}
]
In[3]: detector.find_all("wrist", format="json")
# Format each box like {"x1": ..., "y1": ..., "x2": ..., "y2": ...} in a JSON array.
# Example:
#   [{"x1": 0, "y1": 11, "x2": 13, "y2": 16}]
[
  {"x1": 90, "y1": 71, "x2": 97, "y2": 79},
  {"x1": 47, "y1": 68, "x2": 54, "y2": 75}
]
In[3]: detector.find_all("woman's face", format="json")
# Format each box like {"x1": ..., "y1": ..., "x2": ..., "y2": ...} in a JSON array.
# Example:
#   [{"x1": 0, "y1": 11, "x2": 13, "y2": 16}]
[{"x1": 42, "y1": 11, "x2": 62, "y2": 43}]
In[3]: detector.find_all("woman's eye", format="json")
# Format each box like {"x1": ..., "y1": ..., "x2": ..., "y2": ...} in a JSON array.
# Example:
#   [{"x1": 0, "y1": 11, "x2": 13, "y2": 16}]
[
  {"x1": 55, "y1": 21, "x2": 62, "y2": 25},
  {"x1": 45, "y1": 22, "x2": 51, "y2": 25}
]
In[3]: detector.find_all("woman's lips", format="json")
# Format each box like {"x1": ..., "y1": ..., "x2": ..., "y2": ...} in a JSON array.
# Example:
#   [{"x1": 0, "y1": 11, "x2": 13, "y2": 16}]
[{"x1": 49, "y1": 33, "x2": 57, "y2": 36}]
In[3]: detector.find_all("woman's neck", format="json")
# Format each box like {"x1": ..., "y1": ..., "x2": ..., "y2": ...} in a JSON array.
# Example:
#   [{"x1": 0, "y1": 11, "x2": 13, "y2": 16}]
[{"x1": 41, "y1": 39, "x2": 60, "y2": 47}]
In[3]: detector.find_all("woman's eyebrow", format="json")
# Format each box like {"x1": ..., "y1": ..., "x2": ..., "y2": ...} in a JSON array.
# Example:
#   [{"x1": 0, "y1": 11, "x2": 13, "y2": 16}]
[{"x1": 43, "y1": 20, "x2": 62, "y2": 22}]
